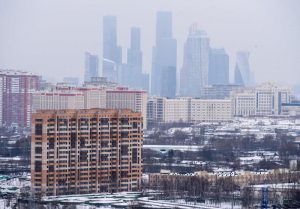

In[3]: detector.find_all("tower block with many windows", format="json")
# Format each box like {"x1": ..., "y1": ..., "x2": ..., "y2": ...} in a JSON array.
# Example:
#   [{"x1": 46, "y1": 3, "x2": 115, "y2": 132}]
[{"x1": 31, "y1": 108, "x2": 143, "y2": 196}]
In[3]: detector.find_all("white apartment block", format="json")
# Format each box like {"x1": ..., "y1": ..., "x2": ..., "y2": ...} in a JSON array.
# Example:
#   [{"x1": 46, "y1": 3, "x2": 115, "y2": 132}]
[
  {"x1": 33, "y1": 86, "x2": 148, "y2": 128},
  {"x1": 147, "y1": 97, "x2": 233, "y2": 125},
  {"x1": 32, "y1": 91, "x2": 85, "y2": 111},
  {"x1": 231, "y1": 83, "x2": 291, "y2": 117},
  {"x1": 163, "y1": 98, "x2": 190, "y2": 123},
  {"x1": 79, "y1": 88, "x2": 106, "y2": 109},
  {"x1": 190, "y1": 99, "x2": 233, "y2": 122},
  {"x1": 232, "y1": 90, "x2": 256, "y2": 116},
  {"x1": 147, "y1": 97, "x2": 164, "y2": 127},
  {"x1": 106, "y1": 88, "x2": 148, "y2": 128},
  {"x1": 255, "y1": 83, "x2": 290, "y2": 116}
]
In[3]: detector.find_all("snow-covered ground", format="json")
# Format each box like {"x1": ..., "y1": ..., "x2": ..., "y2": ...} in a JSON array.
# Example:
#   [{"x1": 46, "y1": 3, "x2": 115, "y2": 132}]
[
  {"x1": 0, "y1": 174, "x2": 30, "y2": 190},
  {"x1": 145, "y1": 117, "x2": 300, "y2": 140},
  {"x1": 143, "y1": 144, "x2": 203, "y2": 152},
  {"x1": 41, "y1": 192, "x2": 241, "y2": 209}
]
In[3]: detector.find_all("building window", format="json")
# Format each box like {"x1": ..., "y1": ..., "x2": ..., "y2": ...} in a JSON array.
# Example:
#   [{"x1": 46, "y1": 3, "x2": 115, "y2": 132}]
[
  {"x1": 49, "y1": 165, "x2": 54, "y2": 172},
  {"x1": 35, "y1": 124, "x2": 43, "y2": 135},
  {"x1": 35, "y1": 147, "x2": 42, "y2": 154},
  {"x1": 35, "y1": 161, "x2": 42, "y2": 172},
  {"x1": 101, "y1": 118, "x2": 109, "y2": 125},
  {"x1": 121, "y1": 118, "x2": 129, "y2": 125},
  {"x1": 121, "y1": 145, "x2": 129, "y2": 155}
]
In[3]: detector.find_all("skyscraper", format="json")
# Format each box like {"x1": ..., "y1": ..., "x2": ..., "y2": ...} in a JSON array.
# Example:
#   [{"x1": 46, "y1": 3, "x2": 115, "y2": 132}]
[
  {"x1": 102, "y1": 16, "x2": 122, "y2": 82},
  {"x1": 161, "y1": 66, "x2": 176, "y2": 98},
  {"x1": 156, "y1": 11, "x2": 172, "y2": 41},
  {"x1": 103, "y1": 58, "x2": 117, "y2": 83},
  {"x1": 128, "y1": 27, "x2": 142, "y2": 67},
  {"x1": 180, "y1": 25, "x2": 210, "y2": 97},
  {"x1": 234, "y1": 51, "x2": 254, "y2": 87},
  {"x1": 84, "y1": 52, "x2": 99, "y2": 82},
  {"x1": 208, "y1": 48, "x2": 229, "y2": 85},
  {"x1": 151, "y1": 11, "x2": 177, "y2": 98},
  {"x1": 123, "y1": 27, "x2": 149, "y2": 91}
]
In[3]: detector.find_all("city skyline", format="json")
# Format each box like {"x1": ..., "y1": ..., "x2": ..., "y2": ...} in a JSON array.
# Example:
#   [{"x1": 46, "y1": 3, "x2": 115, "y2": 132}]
[
  {"x1": 0, "y1": 1, "x2": 299, "y2": 206},
  {"x1": 0, "y1": 0, "x2": 299, "y2": 86}
]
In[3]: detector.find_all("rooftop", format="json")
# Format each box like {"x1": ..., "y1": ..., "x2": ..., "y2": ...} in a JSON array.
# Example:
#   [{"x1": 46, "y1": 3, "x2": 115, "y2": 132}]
[{"x1": 0, "y1": 69, "x2": 37, "y2": 76}]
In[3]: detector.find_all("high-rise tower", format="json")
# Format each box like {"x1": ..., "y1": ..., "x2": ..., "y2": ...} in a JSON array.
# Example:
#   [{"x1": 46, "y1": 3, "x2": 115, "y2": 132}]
[
  {"x1": 102, "y1": 16, "x2": 122, "y2": 82},
  {"x1": 125, "y1": 27, "x2": 149, "y2": 91},
  {"x1": 234, "y1": 51, "x2": 254, "y2": 87},
  {"x1": 126, "y1": 27, "x2": 142, "y2": 86},
  {"x1": 151, "y1": 11, "x2": 177, "y2": 98},
  {"x1": 180, "y1": 25, "x2": 210, "y2": 97},
  {"x1": 208, "y1": 48, "x2": 229, "y2": 85},
  {"x1": 127, "y1": 27, "x2": 142, "y2": 72},
  {"x1": 84, "y1": 52, "x2": 99, "y2": 82}
]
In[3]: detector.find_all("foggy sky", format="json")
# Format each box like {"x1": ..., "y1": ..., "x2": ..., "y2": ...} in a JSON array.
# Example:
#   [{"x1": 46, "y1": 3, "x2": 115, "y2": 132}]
[{"x1": 0, "y1": 0, "x2": 299, "y2": 86}]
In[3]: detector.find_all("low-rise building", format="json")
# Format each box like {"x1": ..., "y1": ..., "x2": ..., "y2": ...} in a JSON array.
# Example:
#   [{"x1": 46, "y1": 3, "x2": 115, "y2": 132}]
[
  {"x1": 231, "y1": 83, "x2": 291, "y2": 117},
  {"x1": 163, "y1": 98, "x2": 190, "y2": 123},
  {"x1": 147, "y1": 97, "x2": 233, "y2": 125},
  {"x1": 149, "y1": 169, "x2": 299, "y2": 188},
  {"x1": 255, "y1": 82, "x2": 290, "y2": 116},
  {"x1": 190, "y1": 99, "x2": 232, "y2": 122},
  {"x1": 231, "y1": 90, "x2": 256, "y2": 116},
  {"x1": 281, "y1": 102, "x2": 300, "y2": 117}
]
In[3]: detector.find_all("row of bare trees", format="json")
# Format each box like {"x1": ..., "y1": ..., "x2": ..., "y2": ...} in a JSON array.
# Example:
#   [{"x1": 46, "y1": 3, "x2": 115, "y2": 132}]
[{"x1": 146, "y1": 171, "x2": 300, "y2": 207}]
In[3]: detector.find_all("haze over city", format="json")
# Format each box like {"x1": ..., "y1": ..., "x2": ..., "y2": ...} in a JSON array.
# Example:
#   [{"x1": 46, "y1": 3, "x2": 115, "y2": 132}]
[
  {"x1": 0, "y1": 1, "x2": 300, "y2": 208},
  {"x1": 0, "y1": 0, "x2": 300, "y2": 85}
]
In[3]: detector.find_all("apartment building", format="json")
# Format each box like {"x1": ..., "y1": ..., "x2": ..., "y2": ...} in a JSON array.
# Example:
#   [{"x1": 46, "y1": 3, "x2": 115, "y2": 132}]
[
  {"x1": 106, "y1": 87, "x2": 147, "y2": 128},
  {"x1": 79, "y1": 87, "x2": 106, "y2": 109},
  {"x1": 147, "y1": 97, "x2": 233, "y2": 125},
  {"x1": 0, "y1": 69, "x2": 39, "y2": 128},
  {"x1": 32, "y1": 91, "x2": 85, "y2": 110},
  {"x1": 146, "y1": 97, "x2": 164, "y2": 127},
  {"x1": 32, "y1": 86, "x2": 148, "y2": 129},
  {"x1": 231, "y1": 90, "x2": 256, "y2": 116},
  {"x1": 31, "y1": 108, "x2": 143, "y2": 196},
  {"x1": 190, "y1": 99, "x2": 233, "y2": 122},
  {"x1": 163, "y1": 98, "x2": 190, "y2": 123},
  {"x1": 231, "y1": 83, "x2": 291, "y2": 117},
  {"x1": 255, "y1": 82, "x2": 290, "y2": 115}
]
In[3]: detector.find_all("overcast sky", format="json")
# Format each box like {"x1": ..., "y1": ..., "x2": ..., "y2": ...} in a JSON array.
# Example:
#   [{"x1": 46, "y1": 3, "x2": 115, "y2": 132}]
[{"x1": 0, "y1": 0, "x2": 299, "y2": 86}]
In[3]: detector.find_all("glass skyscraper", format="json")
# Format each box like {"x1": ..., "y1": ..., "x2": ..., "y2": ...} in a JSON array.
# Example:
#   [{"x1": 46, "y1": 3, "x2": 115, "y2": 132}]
[
  {"x1": 180, "y1": 25, "x2": 210, "y2": 97},
  {"x1": 102, "y1": 16, "x2": 122, "y2": 82},
  {"x1": 234, "y1": 51, "x2": 255, "y2": 87},
  {"x1": 208, "y1": 48, "x2": 229, "y2": 85},
  {"x1": 151, "y1": 11, "x2": 177, "y2": 98},
  {"x1": 84, "y1": 52, "x2": 99, "y2": 82}
]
